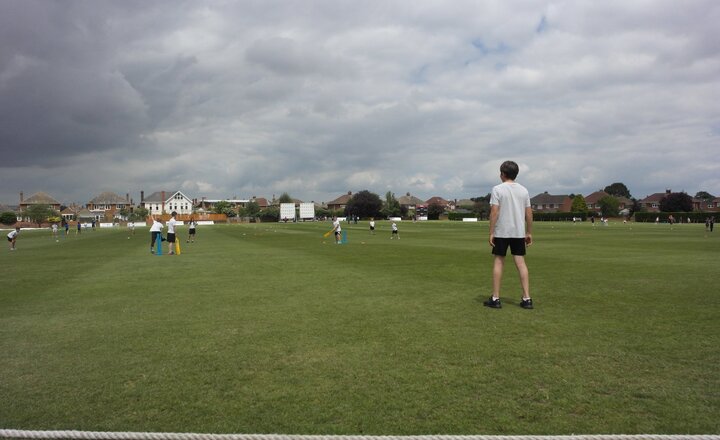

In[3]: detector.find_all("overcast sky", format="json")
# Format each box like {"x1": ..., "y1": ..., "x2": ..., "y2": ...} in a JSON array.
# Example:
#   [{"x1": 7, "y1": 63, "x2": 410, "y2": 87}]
[{"x1": 1, "y1": 0, "x2": 718, "y2": 206}]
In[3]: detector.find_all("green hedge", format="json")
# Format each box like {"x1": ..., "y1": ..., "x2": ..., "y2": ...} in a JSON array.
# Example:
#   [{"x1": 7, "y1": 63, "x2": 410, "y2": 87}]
[
  {"x1": 634, "y1": 212, "x2": 712, "y2": 223},
  {"x1": 533, "y1": 212, "x2": 588, "y2": 221},
  {"x1": 448, "y1": 212, "x2": 477, "y2": 221}
]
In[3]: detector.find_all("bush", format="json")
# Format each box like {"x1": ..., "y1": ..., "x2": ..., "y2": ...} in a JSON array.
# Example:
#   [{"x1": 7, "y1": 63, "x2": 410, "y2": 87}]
[
  {"x1": 448, "y1": 212, "x2": 477, "y2": 221},
  {"x1": 533, "y1": 212, "x2": 588, "y2": 221},
  {"x1": 634, "y1": 212, "x2": 709, "y2": 223},
  {"x1": 258, "y1": 206, "x2": 280, "y2": 222},
  {"x1": 0, "y1": 211, "x2": 17, "y2": 225}
]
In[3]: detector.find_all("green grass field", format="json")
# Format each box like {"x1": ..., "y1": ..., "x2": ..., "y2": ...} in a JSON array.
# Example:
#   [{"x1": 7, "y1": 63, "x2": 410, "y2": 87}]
[{"x1": 1, "y1": 220, "x2": 718, "y2": 435}]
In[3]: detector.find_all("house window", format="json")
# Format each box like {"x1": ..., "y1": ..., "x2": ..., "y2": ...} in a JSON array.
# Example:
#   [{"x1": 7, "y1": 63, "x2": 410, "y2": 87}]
[{"x1": 652, "y1": 203, "x2": 658, "y2": 208}]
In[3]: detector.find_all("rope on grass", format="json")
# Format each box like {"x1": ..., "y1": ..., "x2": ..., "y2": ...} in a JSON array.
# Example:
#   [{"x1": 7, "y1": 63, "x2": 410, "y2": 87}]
[{"x1": 1, "y1": 431, "x2": 719, "y2": 440}]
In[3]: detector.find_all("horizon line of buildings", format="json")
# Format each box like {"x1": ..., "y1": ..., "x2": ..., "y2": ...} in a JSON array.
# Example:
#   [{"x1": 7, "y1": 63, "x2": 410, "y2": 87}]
[{"x1": 2, "y1": 188, "x2": 719, "y2": 222}]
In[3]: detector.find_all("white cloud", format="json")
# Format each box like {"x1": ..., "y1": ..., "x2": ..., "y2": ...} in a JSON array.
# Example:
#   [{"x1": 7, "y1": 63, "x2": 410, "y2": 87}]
[{"x1": 1, "y1": 0, "x2": 719, "y2": 205}]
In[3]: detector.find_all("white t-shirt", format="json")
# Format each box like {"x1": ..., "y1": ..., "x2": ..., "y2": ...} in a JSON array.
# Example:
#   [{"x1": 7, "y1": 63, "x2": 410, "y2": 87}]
[
  {"x1": 189, "y1": 221, "x2": 196, "y2": 230},
  {"x1": 333, "y1": 219, "x2": 341, "y2": 233},
  {"x1": 150, "y1": 220, "x2": 163, "y2": 232},
  {"x1": 8, "y1": 230, "x2": 19, "y2": 239},
  {"x1": 391, "y1": 223, "x2": 398, "y2": 231},
  {"x1": 490, "y1": 181, "x2": 530, "y2": 238},
  {"x1": 52, "y1": 224, "x2": 58, "y2": 231},
  {"x1": 370, "y1": 221, "x2": 375, "y2": 228},
  {"x1": 167, "y1": 218, "x2": 177, "y2": 234}
]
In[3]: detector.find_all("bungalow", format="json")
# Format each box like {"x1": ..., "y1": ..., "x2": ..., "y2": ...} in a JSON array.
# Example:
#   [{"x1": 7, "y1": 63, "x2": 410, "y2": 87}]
[
  {"x1": 327, "y1": 191, "x2": 353, "y2": 212},
  {"x1": 426, "y1": 196, "x2": 452, "y2": 210},
  {"x1": 692, "y1": 197, "x2": 720, "y2": 213},
  {"x1": 638, "y1": 190, "x2": 671, "y2": 213},
  {"x1": 531, "y1": 192, "x2": 572, "y2": 212},
  {"x1": 141, "y1": 190, "x2": 194, "y2": 215},
  {"x1": 398, "y1": 192, "x2": 427, "y2": 215}
]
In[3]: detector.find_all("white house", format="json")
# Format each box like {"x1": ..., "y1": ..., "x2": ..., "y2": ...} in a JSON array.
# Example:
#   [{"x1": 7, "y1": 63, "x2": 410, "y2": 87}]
[{"x1": 141, "y1": 190, "x2": 194, "y2": 215}]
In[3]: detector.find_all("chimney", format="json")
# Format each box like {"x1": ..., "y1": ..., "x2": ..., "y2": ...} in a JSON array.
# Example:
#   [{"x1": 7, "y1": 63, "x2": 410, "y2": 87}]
[
  {"x1": 126, "y1": 193, "x2": 129, "y2": 202},
  {"x1": 141, "y1": 191, "x2": 145, "y2": 202},
  {"x1": 20, "y1": 191, "x2": 24, "y2": 203},
  {"x1": 666, "y1": 189, "x2": 672, "y2": 194}
]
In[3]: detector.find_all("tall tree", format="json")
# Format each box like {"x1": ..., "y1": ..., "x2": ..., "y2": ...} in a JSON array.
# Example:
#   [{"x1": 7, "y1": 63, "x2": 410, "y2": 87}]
[
  {"x1": 604, "y1": 182, "x2": 632, "y2": 198},
  {"x1": 660, "y1": 192, "x2": 693, "y2": 212},
  {"x1": 25, "y1": 204, "x2": 56, "y2": 227},
  {"x1": 381, "y1": 191, "x2": 401, "y2": 218},
  {"x1": 278, "y1": 193, "x2": 293, "y2": 204},
  {"x1": 695, "y1": 191, "x2": 714, "y2": 200},
  {"x1": 570, "y1": 195, "x2": 589, "y2": 213},
  {"x1": 427, "y1": 202, "x2": 445, "y2": 220},
  {"x1": 345, "y1": 190, "x2": 382, "y2": 219},
  {"x1": 597, "y1": 195, "x2": 620, "y2": 217}
]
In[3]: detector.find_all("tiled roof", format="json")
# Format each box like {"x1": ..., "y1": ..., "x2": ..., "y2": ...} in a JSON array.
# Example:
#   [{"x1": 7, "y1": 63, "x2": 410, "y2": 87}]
[
  {"x1": 426, "y1": 196, "x2": 449, "y2": 205},
  {"x1": 88, "y1": 192, "x2": 128, "y2": 204},
  {"x1": 398, "y1": 193, "x2": 425, "y2": 206},
  {"x1": 531, "y1": 192, "x2": 570, "y2": 205},
  {"x1": 584, "y1": 191, "x2": 610, "y2": 204},
  {"x1": 23, "y1": 192, "x2": 60, "y2": 205},
  {"x1": 327, "y1": 192, "x2": 353, "y2": 205}
]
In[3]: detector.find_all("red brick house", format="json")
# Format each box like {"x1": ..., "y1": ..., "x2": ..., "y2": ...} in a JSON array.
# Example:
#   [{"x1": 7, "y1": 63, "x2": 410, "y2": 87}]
[{"x1": 530, "y1": 192, "x2": 572, "y2": 212}]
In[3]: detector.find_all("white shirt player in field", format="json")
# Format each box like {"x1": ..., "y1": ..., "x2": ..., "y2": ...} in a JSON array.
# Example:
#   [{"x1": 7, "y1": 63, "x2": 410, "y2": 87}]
[
  {"x1": 7, "y1": 227, "x2": 20, "y2": 250},
  {"x1": 391, "y1": 222, "x2": 399, "y2": 239},
  {"x1": 167, "y1": 212, "x2": 178, "y2": 255},
  {"x1": 485, "y1": 160, "x2": 533, "y2": 310},
  {"x1": 149, "y1": 217, "x2": 163, "y2": 254},
  {"x1": 332, "y1": 217, "x2": 342, "y2": 244}
]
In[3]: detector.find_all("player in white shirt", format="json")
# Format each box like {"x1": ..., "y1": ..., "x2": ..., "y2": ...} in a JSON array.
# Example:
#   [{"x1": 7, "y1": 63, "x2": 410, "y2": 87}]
[
  {"x1": 52, "y1": 223, "x2": 59, "y2": 240},
  {"x1": 187, "y1": 217, "x2": 197, "y2": 243},
  {"x1": 369, "y1": 219, "x2": 376, "y2": 235},
  {"x1": 332, "y1": 217, "x2": 342, "y2": 244},
  {"x1": 166, "y1": 211, "x2": 178, "y2": 255},
  {"x1": 7, "y1": 227, "x2": 20, "y2": 250},
  {"x1": 485, "y1": 160, "x2": 533, "y2": 310},
  {"x1": 390, "y1": 222, "x2": 399, "y2": 239},
  {"x1": 149, "y1": 216, "x2": 163, "y2": 254}
]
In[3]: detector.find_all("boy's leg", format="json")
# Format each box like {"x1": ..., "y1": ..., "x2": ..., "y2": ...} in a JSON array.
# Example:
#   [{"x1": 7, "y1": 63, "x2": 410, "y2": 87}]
[
  {"x1": 512, "y1": 255, "x2": 530, "y2": 299},
  {"x1": 492, "y1": 255, "x2": 505, "y2": 298}
]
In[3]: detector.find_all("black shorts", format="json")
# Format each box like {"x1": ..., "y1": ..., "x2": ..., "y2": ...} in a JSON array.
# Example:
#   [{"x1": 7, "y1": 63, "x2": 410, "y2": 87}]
[
  {"x1": 392, "y1": 230, "x2": 398, "y2": 234},
  {"x1": 492, "y1": 237, "x2": 526, "y2": 256},
  {"x1": 7, "y1": 237, "x2": 13, "y2": 242},
  {"x1": 167, "y1": 233, "x2": 176, "y2": 243},
  {"x1": 370, "y1": 226, "x2": 375, "y2": 231},
  {"x1": 189, "y1": 229, "x2": 196, "y2": 235}
]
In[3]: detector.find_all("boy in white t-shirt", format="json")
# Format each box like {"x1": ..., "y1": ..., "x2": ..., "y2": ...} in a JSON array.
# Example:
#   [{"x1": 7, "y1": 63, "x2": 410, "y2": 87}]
[
  {"x1": 149, "y1": 216, "x2": 163, "y2": 254},
  {"x1": 167, "y1": 211, "x2": 178, "y2": 255},
  {"x1": 7, "y1": 227, "x2": 20, "y2": 250},
  {"x1": 369, "y1": 218, "x2": 375, "y2": 235},
  {"x1": 390, "y1": 222, "x2": 399, "y2": 239},
  {"x1": 485, "y1": 160, "x2": 533, "y2": 309},
  {"x1": 332, "y1": 217, "x2": 342, "y2": 244}
]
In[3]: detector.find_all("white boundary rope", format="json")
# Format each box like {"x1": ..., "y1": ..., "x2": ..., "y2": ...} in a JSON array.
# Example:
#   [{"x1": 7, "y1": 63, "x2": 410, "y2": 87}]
[{"x1": 1, "y1": 432, "x2": 718, "y2": 440}]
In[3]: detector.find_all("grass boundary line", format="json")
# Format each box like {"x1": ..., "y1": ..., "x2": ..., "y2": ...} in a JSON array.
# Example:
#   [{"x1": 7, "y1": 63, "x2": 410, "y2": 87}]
[{"x1": 1, "y1": 431, "x2": 719, "y2": 440}]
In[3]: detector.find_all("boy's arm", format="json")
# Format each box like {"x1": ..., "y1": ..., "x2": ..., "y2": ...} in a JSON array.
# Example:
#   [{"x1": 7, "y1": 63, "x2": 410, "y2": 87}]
[
  {"x1": 488, "y1": 204, "x2": 499, "y2": 247},
  {"x1": 525, "y1": 206, "x2": 533, "y2": 246}
]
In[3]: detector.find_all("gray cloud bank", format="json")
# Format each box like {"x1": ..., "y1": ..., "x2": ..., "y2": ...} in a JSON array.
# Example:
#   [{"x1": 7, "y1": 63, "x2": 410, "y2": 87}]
[{"x1": 1, "y1": 0, "x2": 719, "y2": 205}]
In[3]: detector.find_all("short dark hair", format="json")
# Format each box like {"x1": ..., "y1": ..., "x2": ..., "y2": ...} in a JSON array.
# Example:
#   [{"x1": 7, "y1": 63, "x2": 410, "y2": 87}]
[
  {"x1": 171, "y1": 211, "x2": 177, "y2": 217},
  {"x1": 500, "y1": 160, "x2": 520, "y2": 180}
]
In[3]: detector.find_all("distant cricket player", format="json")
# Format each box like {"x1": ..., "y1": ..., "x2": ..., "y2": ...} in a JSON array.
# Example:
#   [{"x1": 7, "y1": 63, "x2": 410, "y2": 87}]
[
  {"x1": 390, "y1": 222, "x2": 399, "y2": 239},
  {"x1": 7, "y1": 226, "x2": 20, "y2": 251},
  {"x1": 332, "y1": 217, "x2": 342, "y2": 244},
  {"x1": 167, "y1": 211, "x2": 178, "y2": 255},
  {"x1": 149, "y1": 216, "x2": 163, "y2": 254}
]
